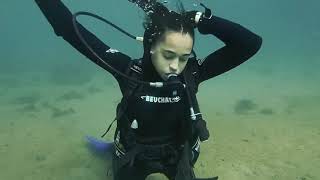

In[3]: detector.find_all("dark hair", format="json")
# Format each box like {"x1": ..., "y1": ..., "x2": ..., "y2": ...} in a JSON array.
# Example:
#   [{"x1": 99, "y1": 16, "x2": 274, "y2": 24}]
[
  {"x1": 141, "y1": 2, "x2": 195, "y2": 80},
  {"x1": 142, "y1": 2, "x2": 195, "y2": 49}
]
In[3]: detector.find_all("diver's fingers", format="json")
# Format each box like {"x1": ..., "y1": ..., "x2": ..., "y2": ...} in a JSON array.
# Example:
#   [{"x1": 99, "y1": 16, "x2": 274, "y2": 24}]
[{"x1": 136, "y1": 36, "x2": 143, "y2": 42}]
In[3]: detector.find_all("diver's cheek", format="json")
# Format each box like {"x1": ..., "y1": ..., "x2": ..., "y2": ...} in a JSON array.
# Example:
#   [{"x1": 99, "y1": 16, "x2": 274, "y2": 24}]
[{"x1": 179, "y1": 63, "x2": 187, "y2": 74}]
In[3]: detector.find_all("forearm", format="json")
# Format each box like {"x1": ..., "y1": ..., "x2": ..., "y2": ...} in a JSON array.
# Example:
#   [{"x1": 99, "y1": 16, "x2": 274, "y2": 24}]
[
  {"x1": 35, "y1": 0, "x2": 73, "y2": 37},
  {"x1": 34, "y1": 0, "x2": 131, "y2": 77},
  {"x1": 195, "y1": 14, "x2": 262, "y2": 82},
  {"x1": 198, "y1": 15, "x2": 262, "y2": 50}
]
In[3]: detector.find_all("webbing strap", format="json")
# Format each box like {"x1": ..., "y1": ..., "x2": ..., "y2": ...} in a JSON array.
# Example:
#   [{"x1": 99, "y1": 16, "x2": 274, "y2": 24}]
[{"x1": 101, "y1": 60, "x2": 141, "y2": 138}]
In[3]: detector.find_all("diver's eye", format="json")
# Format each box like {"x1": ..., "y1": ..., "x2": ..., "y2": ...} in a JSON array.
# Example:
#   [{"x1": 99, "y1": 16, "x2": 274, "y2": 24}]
[
  {"x1": 162, "y1": 50, "x2": 190, "y2": 62},
  {"x1": 163, "y1": 53, "x2": 175, "y2": 60},
  {"x1": 166, "y1": 56, "x2": 175, "y2": 60},
  {"x1": 179, "y1": 56, "x2": 189, "y2": 62}
]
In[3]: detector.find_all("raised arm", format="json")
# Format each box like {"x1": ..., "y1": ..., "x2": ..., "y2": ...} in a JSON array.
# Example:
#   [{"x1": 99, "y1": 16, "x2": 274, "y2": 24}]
[
  {"x1": 34, "y1": 0, "x2": 131, "y2": 77},
  {"x1": 195, "y1": 13, "x2": 262, "y2": 83}
]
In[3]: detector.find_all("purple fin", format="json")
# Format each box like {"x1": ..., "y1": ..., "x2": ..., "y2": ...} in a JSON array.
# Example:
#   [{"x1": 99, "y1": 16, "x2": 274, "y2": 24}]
[{"x1": 85, "y1": 135, "x2": 114, "y2": 154}]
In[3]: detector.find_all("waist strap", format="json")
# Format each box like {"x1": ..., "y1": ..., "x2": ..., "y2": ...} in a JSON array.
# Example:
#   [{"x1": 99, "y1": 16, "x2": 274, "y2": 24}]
[{"x1": 118, "y1": 142, "x2": 181, "y2": 167}]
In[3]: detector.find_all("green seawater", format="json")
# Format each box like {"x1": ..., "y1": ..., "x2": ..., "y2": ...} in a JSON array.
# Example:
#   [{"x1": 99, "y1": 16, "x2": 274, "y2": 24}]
[{"x1": 0, "y1": 0, "x2": 319, "y2": 180}]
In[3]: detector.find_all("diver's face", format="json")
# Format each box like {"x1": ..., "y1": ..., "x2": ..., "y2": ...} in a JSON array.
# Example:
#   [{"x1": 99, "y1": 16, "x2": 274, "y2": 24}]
[{"x1": 150, "y1": 31, "x2": 193, "y2": 81}]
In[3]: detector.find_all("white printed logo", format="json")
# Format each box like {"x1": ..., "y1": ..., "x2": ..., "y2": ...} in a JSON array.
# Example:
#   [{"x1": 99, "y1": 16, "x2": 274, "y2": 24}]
[
  {"x1": 141, "y1": 95, "x2": 181, "y2": 103},
  {"x1": 106, "y1": 48, "x2": 119, "y2": 54},
  {"x1": 197, "y1": 58, "x2": 205, "y2": 66}
]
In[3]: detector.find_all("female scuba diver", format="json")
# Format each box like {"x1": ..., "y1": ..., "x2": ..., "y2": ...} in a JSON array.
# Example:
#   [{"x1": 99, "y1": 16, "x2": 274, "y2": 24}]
[{"x1": 34, "y1": 0, "x2": 262, "y2": 180}]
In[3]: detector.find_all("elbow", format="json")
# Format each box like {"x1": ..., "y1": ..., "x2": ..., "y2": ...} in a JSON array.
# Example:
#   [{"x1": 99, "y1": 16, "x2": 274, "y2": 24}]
[
  {"x1": 232, "y1": 34, "x2": 262, "y2": 62},
  {"x1": 247, "y1": 34, "x2": 263, "y2": 57},
  {"x1": 53, "y1": 29, "x2": 64, "y2": 37}
]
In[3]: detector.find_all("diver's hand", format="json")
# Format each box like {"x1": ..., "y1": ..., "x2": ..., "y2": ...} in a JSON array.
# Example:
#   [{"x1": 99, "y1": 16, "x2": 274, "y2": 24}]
[
  {"x1": 185, "y1": 10, "x2": 203, "y2": 28},
  {"x1": 196, "y1": 3, "x2": 214, "y2": 35},
  {"x1": 185, "y1": 3, "x2": 213, "y2": 31},
  {"x1": 195, "y1": 119, "x2": 210, "y2": 142}
]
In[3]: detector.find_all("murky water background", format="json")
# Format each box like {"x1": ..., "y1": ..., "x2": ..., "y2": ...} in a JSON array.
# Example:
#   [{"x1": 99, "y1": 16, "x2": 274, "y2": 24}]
[{"x1": 0, "y1": 0, "x2": 319, "y2": 179}]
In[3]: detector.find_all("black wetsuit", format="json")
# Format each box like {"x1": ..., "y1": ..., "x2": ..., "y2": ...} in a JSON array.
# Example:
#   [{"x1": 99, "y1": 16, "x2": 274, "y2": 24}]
[{"x1": 35, "y1": 1, "x2": 262, "y2": 180}]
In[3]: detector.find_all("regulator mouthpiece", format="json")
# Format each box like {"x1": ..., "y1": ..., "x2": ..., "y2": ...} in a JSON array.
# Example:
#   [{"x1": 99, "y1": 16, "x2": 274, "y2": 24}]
[{"x1": 167, "y1": 73, "x2": 179, "y2": 82}]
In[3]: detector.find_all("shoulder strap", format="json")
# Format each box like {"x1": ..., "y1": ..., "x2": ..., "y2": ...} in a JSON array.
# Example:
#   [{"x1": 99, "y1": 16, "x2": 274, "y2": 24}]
[
  {"x1": 184, "y1": 53, "x2": 210, "y2": 142},
  {"x1": 124, "y1": 59, "x2": 143, "y2": 95},
  {"x1": 184, "y1": 51, "x2": 200, "y2": 94},
  {"x1": 101, "y1": 59, "x2": 142, "y2": 138}
]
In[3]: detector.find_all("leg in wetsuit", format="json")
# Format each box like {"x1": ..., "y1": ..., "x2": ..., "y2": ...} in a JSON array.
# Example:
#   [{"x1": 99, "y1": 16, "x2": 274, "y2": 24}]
[
  {"x1": 113, "y1": 154, "x2": 178, "y2": 180},
  {"x1": 112, "y1": 136, "x2": 200, "y2": 180}
]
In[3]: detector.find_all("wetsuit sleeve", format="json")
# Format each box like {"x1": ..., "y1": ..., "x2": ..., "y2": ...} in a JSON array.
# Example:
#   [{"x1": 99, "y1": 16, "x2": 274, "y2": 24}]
[
  {"x1": 34, "y1": 0, "x2": 131, "y2": 77},
  {"x1": 195, "y1": 16, "x2": 263, "y2": 83}
]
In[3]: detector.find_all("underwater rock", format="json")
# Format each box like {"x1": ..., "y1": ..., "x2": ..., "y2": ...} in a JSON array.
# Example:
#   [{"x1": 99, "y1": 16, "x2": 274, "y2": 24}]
[
  {"x1": 12, "y1": 94, "x2": 40, "y2": 105},
  {"x1": 57, "y1": 91, "x2": 85, "y2": 101},
  {"x1": 259, "y1": 108, "x2": 274, "y2": 115},
  {"x1": 234, "y1": 99, "x2": 258, "y2": 115},
  {"x1": 87, "y1": 86, "x2": 103, "y2": 93},
  {"x1": 20, "y1": 104, "x2": 39, "y2": 113},
  {"x1": 35, "y1": 153, "x2": 47, "y2": 162},
  {"x1": 51, "y1": 107, "x2": 75, "y2": 118}
]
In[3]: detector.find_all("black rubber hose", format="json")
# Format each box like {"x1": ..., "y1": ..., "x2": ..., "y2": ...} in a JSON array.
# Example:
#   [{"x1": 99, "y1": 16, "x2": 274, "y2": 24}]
[{"x1": 72, "y1": 11, "x2": 184, "y2": 88}]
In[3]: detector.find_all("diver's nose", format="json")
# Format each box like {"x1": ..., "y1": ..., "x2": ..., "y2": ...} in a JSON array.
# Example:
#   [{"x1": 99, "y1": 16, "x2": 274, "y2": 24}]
[{"x1": 169, "y1": 59, "x2": 179, "y2": 73}]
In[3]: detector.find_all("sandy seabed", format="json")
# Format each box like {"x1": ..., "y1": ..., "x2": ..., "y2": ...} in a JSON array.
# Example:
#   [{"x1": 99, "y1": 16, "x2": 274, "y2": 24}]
[{"x1": 0, "y1": 71, "x2": 319, "y2": 180}]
